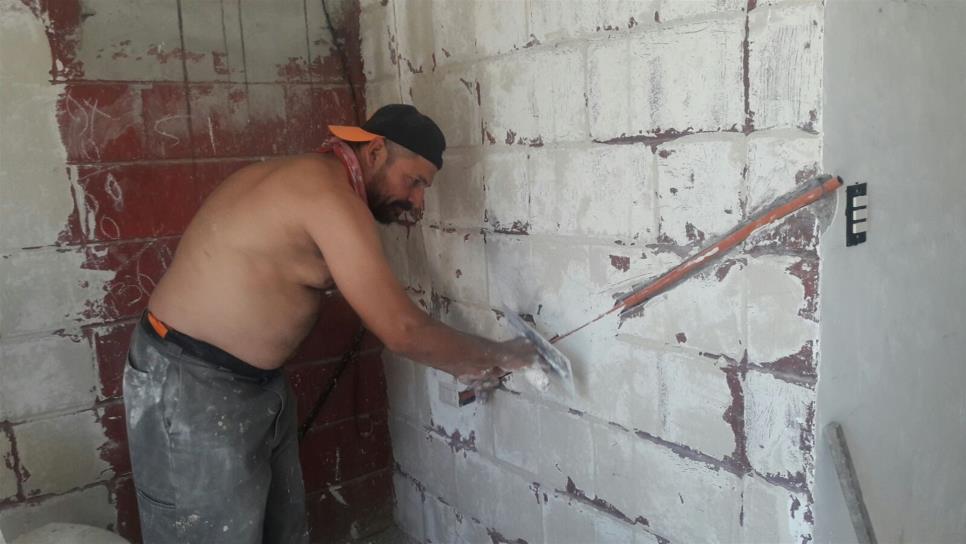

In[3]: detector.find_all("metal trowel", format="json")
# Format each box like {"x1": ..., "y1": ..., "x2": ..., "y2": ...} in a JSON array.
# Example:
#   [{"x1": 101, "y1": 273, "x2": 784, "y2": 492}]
[
  {"x1": 502, "y1": 311, "x2": 576, "y2": 396},
  {"x1": 457, "y1": 311, "x2": 576, "y2": 406}
]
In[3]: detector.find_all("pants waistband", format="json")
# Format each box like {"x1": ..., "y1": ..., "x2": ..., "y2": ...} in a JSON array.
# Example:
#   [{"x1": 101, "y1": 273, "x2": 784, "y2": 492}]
[{"x1": 141, "y1": 311, "x2": 281, "y2": 383}]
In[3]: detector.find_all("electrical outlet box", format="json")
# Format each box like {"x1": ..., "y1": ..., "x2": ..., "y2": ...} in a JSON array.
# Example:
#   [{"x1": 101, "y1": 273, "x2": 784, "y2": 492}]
[{"x1": 846, "y1": 183, "x2": 868, "y2": 246}]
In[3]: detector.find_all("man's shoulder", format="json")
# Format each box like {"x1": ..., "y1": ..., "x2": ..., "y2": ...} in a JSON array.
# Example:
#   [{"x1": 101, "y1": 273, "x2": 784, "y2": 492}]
[{"x1": 273, "y1": 153, "x2": 355, "y2": 199}]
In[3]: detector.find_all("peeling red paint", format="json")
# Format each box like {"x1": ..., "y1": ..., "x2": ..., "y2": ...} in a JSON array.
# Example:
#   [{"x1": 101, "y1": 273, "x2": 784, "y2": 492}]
[
  {"x1": 609, "y1": 254, "x2": 630, "y2": 272},
  {"x1": 757, "y1": 341, "x2": 817, "y2": 381},
  {"x1": 561, "y1": 477, "x2": 654, "y2": 531},
  {"x1": 145, "y1": 45, "x2": 204, "y2": 65},
  {"x1": 493, "y1": 220, "x2": 530, "y2": 235},
  {"x1": 487, "y1": 529, "x2": 528, "y2": 544},
  {"x1": 787, "y1": 258, "x2": 819, "y2": 320},
  {"x1": 742, "y1": 3, "x2": 755, "y2": 133},
  {"x1": 0, "y1": 422, "x2": 24, "y2": 506},
  {"x1": 721, "y1": 353, "x2": 751, "y2": 474},
  {"x1": 427, "y1": 422, "x2": 476, "y2": 453},
  {"x1": 684, "y1": 222, "x2": 706, "y2": 244}
]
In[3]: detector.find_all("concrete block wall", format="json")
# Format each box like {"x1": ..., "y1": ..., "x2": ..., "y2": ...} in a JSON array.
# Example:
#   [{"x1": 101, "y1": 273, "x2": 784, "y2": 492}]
[
  {"x1": 0, "y1": 1, "x2": 390, "y2": 542},
  {"x1": 366, "y1": 0, "x2": 825, "y2": 542}
]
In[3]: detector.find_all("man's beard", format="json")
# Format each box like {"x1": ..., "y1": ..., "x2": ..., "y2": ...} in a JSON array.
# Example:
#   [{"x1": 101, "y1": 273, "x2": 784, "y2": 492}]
[{"x1": 367, "y1": 167, "x2": 413, "y2": 225}]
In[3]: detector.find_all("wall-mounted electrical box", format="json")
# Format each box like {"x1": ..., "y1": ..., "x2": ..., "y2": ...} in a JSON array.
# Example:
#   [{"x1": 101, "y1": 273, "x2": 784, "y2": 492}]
[{"x1": 846, "y1": 183, "x2": 868, "y2": 246}]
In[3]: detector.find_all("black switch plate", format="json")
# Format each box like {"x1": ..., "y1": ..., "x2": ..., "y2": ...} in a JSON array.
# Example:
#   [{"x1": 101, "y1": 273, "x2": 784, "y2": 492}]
[{"x1": 846, "y1": 183, "x2": 868, "y2": 247}]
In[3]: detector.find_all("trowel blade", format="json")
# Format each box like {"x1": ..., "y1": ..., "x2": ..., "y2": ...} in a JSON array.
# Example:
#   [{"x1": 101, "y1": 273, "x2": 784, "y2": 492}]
[{"x1": 503, "y1": 310, "x2": 576, "y2": 396}]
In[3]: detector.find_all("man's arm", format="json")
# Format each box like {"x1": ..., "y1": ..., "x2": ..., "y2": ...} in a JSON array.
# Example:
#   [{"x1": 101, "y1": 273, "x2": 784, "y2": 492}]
[{"x1": 303, "y1": 181, "x2": 534, "y2": 379}]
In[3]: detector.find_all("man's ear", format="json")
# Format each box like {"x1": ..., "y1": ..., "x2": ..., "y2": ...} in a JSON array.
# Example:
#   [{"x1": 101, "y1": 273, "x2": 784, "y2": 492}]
[{"x1": 364, "y1": 137, "x2": 388, "y2": 170}]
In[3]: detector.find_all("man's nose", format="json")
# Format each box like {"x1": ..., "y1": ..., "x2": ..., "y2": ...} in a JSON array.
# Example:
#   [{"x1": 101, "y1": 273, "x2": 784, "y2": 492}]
[{"x1": 410, "y1": 187, "x2": 425, "y2": 210}]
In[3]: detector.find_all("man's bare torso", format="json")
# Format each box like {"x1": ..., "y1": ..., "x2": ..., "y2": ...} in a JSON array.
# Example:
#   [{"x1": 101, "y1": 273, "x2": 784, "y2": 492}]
[{"x1": 148, "y1": 153, "x2": 351, "y2": 369}]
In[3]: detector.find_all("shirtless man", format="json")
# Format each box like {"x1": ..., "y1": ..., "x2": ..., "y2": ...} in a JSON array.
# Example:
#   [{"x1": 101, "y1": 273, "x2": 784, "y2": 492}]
[{"x1": 123, "y1": 104, "x2": 536, "y2": 544}]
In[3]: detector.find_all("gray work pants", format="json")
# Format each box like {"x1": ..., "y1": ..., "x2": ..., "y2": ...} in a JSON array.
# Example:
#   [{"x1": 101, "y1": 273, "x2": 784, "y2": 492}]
[{"x1": 123, "y1": 321, "x2": 309, "y2": 544}]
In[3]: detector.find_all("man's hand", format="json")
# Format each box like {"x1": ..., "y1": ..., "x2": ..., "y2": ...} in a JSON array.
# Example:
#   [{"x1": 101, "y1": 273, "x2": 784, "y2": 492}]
[{"x1": 455, "y1": 338, "x2": 538, "y2": 400}]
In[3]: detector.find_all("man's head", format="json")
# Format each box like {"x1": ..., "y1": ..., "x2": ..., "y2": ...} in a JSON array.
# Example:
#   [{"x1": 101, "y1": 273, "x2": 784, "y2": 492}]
[{"x1": 329, "y1": 104, "x2": 446, "y2": 224}]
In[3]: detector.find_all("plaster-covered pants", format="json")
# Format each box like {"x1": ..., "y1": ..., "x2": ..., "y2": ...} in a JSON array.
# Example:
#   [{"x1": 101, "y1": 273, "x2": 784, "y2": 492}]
[{"x1": 123, "y1": 323, "x2": 309, "y2": 544}]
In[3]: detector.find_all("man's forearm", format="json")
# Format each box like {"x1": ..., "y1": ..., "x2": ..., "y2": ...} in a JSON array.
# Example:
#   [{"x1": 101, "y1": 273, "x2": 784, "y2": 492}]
[{"x1": 391, "y1": 318, "x2": 503, "y2": 377}]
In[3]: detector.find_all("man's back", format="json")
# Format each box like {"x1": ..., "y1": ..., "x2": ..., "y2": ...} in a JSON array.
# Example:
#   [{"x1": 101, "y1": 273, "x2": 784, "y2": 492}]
[{"x1": 148, "y1": 153, "x2": 348, "y2": 369}]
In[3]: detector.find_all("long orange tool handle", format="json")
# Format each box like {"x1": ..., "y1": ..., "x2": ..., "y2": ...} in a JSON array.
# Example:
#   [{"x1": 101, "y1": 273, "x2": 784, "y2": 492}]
[{"x1": 551, "y1": 175, "x2": 843, "y2": 344}]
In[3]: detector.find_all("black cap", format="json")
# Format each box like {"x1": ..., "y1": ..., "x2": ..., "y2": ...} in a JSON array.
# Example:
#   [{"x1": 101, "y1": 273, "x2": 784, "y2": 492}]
[{"x1": 330, "y1": 104, "x2": 446, "y2": 169}]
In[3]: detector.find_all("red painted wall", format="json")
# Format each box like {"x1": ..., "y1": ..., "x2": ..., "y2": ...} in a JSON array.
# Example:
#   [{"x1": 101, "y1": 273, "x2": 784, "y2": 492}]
[{"x1": 1, "y1": 1, "x2": 392, "y2": 542}]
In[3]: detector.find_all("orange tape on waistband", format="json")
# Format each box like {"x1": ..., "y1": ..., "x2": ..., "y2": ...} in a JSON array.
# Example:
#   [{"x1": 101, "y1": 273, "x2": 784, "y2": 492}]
[{"x1": 146, "y1": 311, "x2": 169, "y2": 339}]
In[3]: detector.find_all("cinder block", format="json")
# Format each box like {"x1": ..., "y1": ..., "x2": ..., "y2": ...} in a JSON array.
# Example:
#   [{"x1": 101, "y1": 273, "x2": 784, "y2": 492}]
[
  {"x1": 57, "y1": 84, "x2": 145, "y2": 163},
  {"x1": 0, "y1": 160, "x2": 74, "y2": 252},
  {"x1": 422, "y1": 147, "x2": 484, "y2": 228},
  {"x1": 377, "y1": 224, "x2": 412, "y2": 287},
  {"x1": 391, "y1": 0, "x2": 435, "y2": 74},
  {"x1": 15, "y1": 410, "x2": 113, "y2": 497},
  {"x1": 431, "y1": 0, "x2": 528, "y2": 64},
  {"x1": 545, "y1": 491, "x2": 663, "y2": 544},
  {"x1": 421, "y1": 227, "x2": 488, "y2": 305},
  {"x1": 748, "y1": 2, "x2": 823, "y2": 130},
  {"x1": 0, "y1": 79, "x2": 73, "y2": 251},
  {"x1": 481, "y1": 148, "x2": 530, "y2": 233},
  {"x1": 0, "y1": 334, "x2": 97, "y2": 423},
  {"x1": 529, "y1": 0, "x2": 659, "y2": 43},
  {"x1": 542, "y1": 492, "x2": 596, "y2": 544},
  {"x1": 588, "y1": 18, "x2": 745, "y2": 140},
  {"x1": 0, "y1": 429, "x2": 17, "y2": 500},
  {"x1": 410, "y1": 66, "x2": 482, "y2": 148},
  {"x1": 0, "y1": 0, "x2": 52, "y2": 85},
  {"x1": 659, "y1": 351, "x2": 735, "y2": 460},
  {"x1": 392, "y1": 471, "x2": 426, "y2": 543},
  {"x1": 365, "y1": 78, "x2": 403, "y2": 113},
  {"x1": 655, "y1": 133, "x2": 745, "y2": 245},
  {"x1": 361, "y1": 2, "x2": 400, "y2": 81},
  {"x1": 0, "y1": 484, "x2": 116, "y2": 542},
  {"x1": 582, "y1": 337, "x2": 661, "y2": 438},
  {"x1": 73, "y1": 163, "x2": 203, "y2": 242},
  {"x1": 491, "y1": 391, "x2": 541, "y2": 476},
  {"x1": 740, "y1": 474, "x2": 812, "y2": 544},
  {"x1": 0, "y1": 248, "x2": 115, "y2": 337},
  {"x1": 305, "y1": 0, "x2": 359, "y2": 84},
  {"x1": 591, "y1": 423, "x2": 741, "y2": 543},
  {"x1": 68, "y1": 0, "x2": 184, "y2": 81},
  {"x1": 485, "y1": 236, "x2": 616, "y2": 337},
  {"x1": 618, "y1": 258, "x2": 746, "y2": 360},
  {"x1": 535, "y1": 402, "x2": 595, "y2": 490},
  {"x1": 594, "y1": 510, "x2": 663, "y2": 543},
  {"x1": 382, "y1": 351, "x2": 418, "y2": 419},
  {"x1": 423, "y1": 493, "x2": 460, "y2": 544},
  {"x1": 744, "y1": 370, "x2": 813, "y2": 480},
  {"x1": 437, "y1": 300, "x2": 506, "y2": 341},
  {"x1": 455, "y1": 451, "x2": 544, "y2": 544},
  {"x1": 180, "y1": 0, "x2": 246, "y2": 81},
  {"x1": 529, "y1": 145, "x2": 655, "y2": 238},
  {"x1": 404, "y1": 226, "x2": 434, "y2": 299},
  {"x1": 418, "y1": 432, "x2": 457, "y2": 503},
  {"x1": 744, "y1": 255, "x2": 818, "y2": 365},
  {"x1": 140, "y1": 83, "x2": 193, "y2": 160},
  {"x1": 188, "y1": 84, "x2": 273, "y2": 157},
  {"x1": 418, "y1": 366, "x2": 496, "y2": 457},
  {"x1": 388, "y1": 415, "x2": 424, "y2": 480},
  {"x1": 239, "y1": 0, "x2": 311, "y2": 82},
  {"x1": 659, "y1": 0, "x2": 745, "y2": 22},
  {"x1": 745, "y1": 131, "x2": 821, "y2": 213},
  {"x1": 480, "y1": 46, "x2": 587, "y2": 145}
]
